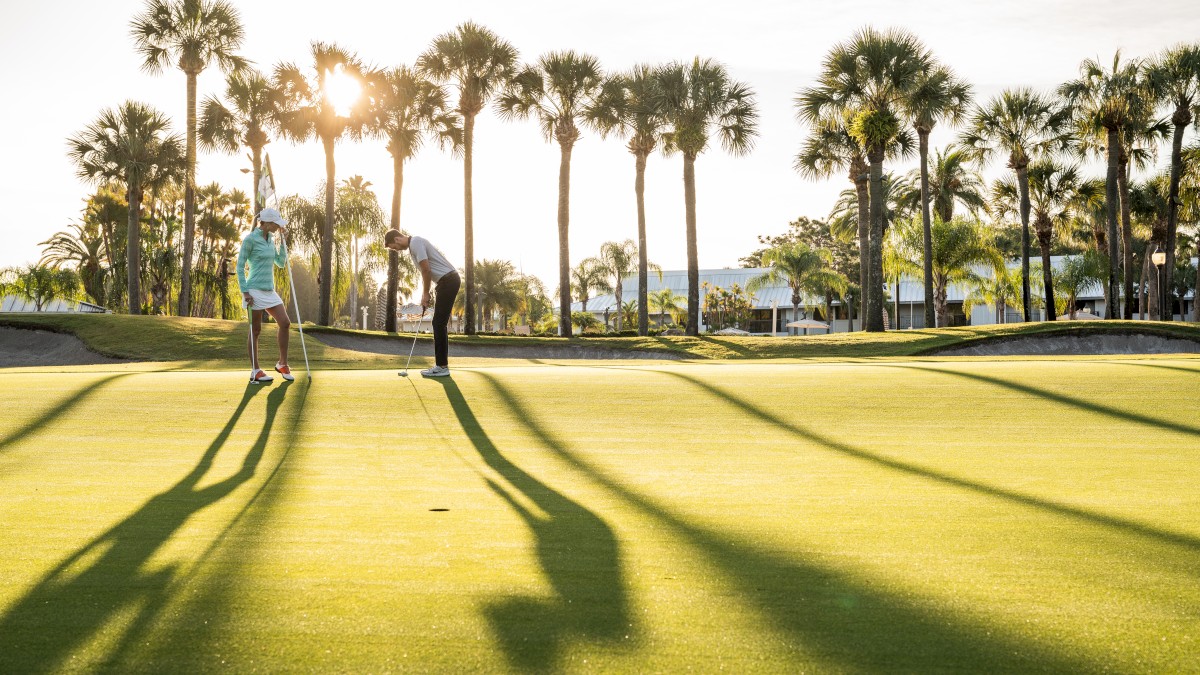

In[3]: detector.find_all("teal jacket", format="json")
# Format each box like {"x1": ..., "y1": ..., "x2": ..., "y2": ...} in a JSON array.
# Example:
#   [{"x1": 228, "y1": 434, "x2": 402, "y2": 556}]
[{"x1": 236, "y1": 229, "x2": 288, "y2": 292}]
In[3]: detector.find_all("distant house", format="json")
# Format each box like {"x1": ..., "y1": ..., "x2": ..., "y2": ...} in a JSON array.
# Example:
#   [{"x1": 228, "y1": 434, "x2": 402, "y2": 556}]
[
  {"x1": 570, "y1": 257, "x2": 1198, "y2": 334},
  {"x1": 1, "y1": 296, "x2": 108, "y2": 314}
]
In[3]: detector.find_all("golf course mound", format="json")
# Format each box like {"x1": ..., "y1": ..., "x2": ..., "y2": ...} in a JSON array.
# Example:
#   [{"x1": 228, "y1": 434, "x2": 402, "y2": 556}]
[
  {"x1": 0, "y1": 327, "x2": 129, "y2": 367},
  {"x1": 930, "y1": 330, "x2": 1200, "y2": 356},
  {"x1": 311, "y1": 330, "x2": 685, "y2": 360}
]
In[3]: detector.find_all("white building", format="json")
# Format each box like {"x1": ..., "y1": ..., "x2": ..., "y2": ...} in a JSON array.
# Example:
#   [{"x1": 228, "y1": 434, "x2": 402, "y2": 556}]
[
  {"x1": 1, "y1": 295, "x2": 108, "y2": 313},
  {"x1": 571, "y1": 257, "x2": 1197, "y2": 334}
]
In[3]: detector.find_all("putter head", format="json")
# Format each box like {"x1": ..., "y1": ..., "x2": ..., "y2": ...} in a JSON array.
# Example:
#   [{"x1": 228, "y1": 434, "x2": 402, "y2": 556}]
[{"x1": 398, "y1": 371, "x2": 408, "y2": 377}]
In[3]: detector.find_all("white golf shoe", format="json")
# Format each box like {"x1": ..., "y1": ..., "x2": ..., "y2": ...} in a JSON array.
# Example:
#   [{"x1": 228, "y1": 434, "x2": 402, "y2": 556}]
[
  {"x1": 421, "y1": 365, "x2": 451, "y2": 378},
  {"x1": 249, "y1": 369, "x2": 274, "y2": 384}
]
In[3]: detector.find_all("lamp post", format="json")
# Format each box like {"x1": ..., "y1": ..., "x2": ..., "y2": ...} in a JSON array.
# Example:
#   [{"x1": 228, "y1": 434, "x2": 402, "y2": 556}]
[{"x1": 1151, "y1": 246, "x2": 1167, "y2": 321}]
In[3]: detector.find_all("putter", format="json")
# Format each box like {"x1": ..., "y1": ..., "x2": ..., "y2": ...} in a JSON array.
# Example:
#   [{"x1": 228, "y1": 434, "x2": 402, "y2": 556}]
[{"x1": 398, "y1": 310, "x2": 430, "y2": 377}]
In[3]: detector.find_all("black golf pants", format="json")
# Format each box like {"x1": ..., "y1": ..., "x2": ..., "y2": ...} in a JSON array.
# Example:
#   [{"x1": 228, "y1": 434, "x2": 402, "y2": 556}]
[{"x1": 433, "y1": 271, "x2": 460, "y2": 367}]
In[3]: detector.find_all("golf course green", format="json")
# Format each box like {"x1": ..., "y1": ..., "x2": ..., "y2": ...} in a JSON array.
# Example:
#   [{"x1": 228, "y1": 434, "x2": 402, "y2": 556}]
[{"x1": 2, "y1": 336, "x2": 1199, "y2": 670}]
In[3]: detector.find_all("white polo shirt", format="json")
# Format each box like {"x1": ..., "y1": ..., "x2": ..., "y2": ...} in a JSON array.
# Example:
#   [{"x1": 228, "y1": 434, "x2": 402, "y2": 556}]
[{"x1": 408, "y1": 236, "x2": 456, "y2": 282}]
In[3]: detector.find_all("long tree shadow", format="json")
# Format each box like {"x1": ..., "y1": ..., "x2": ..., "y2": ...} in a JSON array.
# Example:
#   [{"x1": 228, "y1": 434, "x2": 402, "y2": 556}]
[
  {"x1": 0, "y1": 373, "x2": 131, "y2": 456},
  {"x1": 1112, "y1": 360, "x2": 1200, "y2": 377},
  {"x1": 435, "y1": 378, "x2": 632, "y2": 673},
  {"x1": 0, "y1": 381, "x2": 291, "y2": 673},
  {"x1": 892, "y1": 363, "x2": 1200, "y2": 439},
  {"x1": 474, "y1": 371, "x2": 1101, "y2": 672}
]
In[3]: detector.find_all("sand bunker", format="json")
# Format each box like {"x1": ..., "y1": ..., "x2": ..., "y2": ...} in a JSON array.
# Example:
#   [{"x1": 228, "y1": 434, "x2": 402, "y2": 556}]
[
  {"x1": 932, "y1": 332, "x2": 1200, "y2": 357},
  {"x1": 311, "y1": 331, "x2": 684, "y2": 360},
  {"x1": 0, "y1": 327, "x2": 127, "y2": 367}
]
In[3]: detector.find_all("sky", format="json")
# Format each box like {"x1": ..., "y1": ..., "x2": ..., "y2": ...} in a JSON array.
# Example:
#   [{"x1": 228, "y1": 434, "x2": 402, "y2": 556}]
[{"x1": 3, "y1": 0, "x2": 1200, "y2": 293}]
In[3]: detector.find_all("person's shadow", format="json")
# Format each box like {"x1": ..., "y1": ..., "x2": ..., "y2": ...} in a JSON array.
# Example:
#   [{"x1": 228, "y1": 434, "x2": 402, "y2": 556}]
[
  {"x1": 434, "y1": 378, "x2": 633, "y2": 672},
  {"x1": 0, "y1": 381, "x2": 290, "y2": 673}
]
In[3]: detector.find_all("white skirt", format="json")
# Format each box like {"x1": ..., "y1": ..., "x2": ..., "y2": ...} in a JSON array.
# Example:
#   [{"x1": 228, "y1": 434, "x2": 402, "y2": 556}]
[{"x1": 243, "y1": 289, "x2": 284, "y2": 310}]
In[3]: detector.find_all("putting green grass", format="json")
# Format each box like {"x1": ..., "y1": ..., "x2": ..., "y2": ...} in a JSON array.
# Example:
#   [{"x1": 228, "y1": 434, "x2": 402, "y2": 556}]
[{"x1": 1, "y1": 360, "x2": 1199, "y2": 672}]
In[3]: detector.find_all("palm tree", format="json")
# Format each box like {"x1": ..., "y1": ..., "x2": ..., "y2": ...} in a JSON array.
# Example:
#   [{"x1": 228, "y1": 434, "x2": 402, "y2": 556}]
[
  {"x1": 497, "y1": 50, "x2": 606, "y2": 337},
  {"x1": 963, "y1": 266, "x2": 1021, "y2": 324},
  {"x1": 894, "y1": 146, "x2": 987, "y2": 225},
  {"x1": 417, "y1": 22, "x2": 518, "y2": 335},
  {"x1": 39, "y1": 222, "x2": 107, "y2": 306},
  {"x1": 649, "y1": 287, "x2": 685, "y2": 327},
  {"x1": 67, "y1": 101, "x2": 185, "y2": 314},
  {"x1": 798, "y1": 27, "x2": 927, "y2": 332},
  {"x1": 1130, "y1": 173, "x2": 1174, "y2": 317},
  {"x1": 1148, "y1": 44, "x2": 1200, "y2": 319},
  {"x1": 130, "y1": 0, "x2": 246, "y2": 317},
  {"x1": 993, "y1": 160, "x2": 1101, "y2": 320},
  {"x1": 274, "y1": 42, "x2": 372, "y2": 326},
  {"x1": 795, "y1": 126, "x2": 870, "y2": 329},
  {"x1": 959, "y1": 87, "x2": 1073, "y2": 321},
  {"x1": 746, "y1": 243, "x2": 847, "y2": 334},
  {"x1": 370, "y1": 65, "x2": 461, "y2": 331},
  {"x1": 590, "y1": 65, "x2": 669, "y2": 335},
  {"x1": 828, "y1": 172, "x2": 911, "y2": 243},
  {"x1": 570, "y1": 257, "x2": 611, "y2": 313},
  {"x1": 658, "y1": 57, "x2": 759, "y2": 335},
  {"x1": 198, "y1": 68, "x2": 281, "y2": 214},
  {"x1": 338, "y1": 176, "x2": 385, "y2": 326},
  {"x1": 908, "y1": 61, "x2": 972, "y2": 330},
  {"x1": 1054, "y1": 251, "x2": 1108, "y2": 319},
  {"x1": 596, "y1": 239, "x2": 661, "y2": 332},
  {"x1": 474, "y1": 259, "x2": 520, "y2": 331},
  {"x1": 1059, "y1": 52, "x2": 1146, "y2": 319},
  {"x1": 891, "y1": 217, "x2": 1003, "y2": 327}
]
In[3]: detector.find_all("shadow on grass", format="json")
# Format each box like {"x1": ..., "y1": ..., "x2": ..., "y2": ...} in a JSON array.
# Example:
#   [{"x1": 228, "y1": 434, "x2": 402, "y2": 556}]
[
  {"x1": 435, "y1": 378, "x2": 632, "y2": 673},
  {"x1": 893, "y1": 364, "x2": 1200, "y2": 439},
  {"x1": 0, "y1": 374, "x2": 131, "y2": 456},
  {"x1": 0, "y1": 381, "x2": 292, "y2": 673},
  {"x1": 473, "y1": 371, "x2": 1092, "y2": 672}
]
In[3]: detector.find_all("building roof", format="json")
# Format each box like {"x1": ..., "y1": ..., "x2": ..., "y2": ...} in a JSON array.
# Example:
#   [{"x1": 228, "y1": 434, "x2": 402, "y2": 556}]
[{"x1": 1, "y1": 296, "x2": 108, "y2": 313}]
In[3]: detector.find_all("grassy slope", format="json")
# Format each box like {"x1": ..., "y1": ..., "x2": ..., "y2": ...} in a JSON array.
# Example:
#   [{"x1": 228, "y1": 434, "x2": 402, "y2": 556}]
[
  {"x1": 4, "y1": 312, "x2": 1200, "y2": 364},
  {"x1": 1, "y1": 360, "x2": 1198, "y2": 671}
]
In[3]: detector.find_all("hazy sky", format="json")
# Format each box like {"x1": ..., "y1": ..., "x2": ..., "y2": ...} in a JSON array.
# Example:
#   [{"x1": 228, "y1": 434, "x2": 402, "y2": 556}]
[{"x1": 3, "y1": 0, "x2": 1199, "y2": 291}]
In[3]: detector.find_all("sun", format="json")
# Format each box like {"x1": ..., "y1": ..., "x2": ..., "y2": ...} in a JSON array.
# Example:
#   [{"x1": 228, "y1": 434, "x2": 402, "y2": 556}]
[{"x1": 324, "y1": 64, "x2": 362, "y2": 118}]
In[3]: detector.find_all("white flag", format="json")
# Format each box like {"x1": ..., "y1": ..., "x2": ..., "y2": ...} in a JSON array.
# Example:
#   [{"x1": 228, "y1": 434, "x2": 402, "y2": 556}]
[{"x1": 257, "y1": 155, "x2": 275, "y2": 209}]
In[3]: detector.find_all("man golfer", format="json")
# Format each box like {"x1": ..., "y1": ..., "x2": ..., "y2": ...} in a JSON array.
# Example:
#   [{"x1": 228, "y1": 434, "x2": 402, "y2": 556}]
[
  {"x1": 384, "y1": 230, "x2": 460, "y2": 377},
  {"x1": 237, "y1": 207, "x2": 293, "y2": 384}
]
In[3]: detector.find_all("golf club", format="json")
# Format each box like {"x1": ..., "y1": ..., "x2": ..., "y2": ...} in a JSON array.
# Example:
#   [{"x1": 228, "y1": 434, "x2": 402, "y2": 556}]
[{"x1": 398, "y1": 309, "x2": 430, "y2": 377}]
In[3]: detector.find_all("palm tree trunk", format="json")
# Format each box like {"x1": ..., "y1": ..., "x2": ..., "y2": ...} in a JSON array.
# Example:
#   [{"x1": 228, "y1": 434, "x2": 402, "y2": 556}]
[
  {"x1": 635, "y1": 152, "x2": 649, "y2": 336},
  {"x1": 557, "y1": 140, "x2": 574, "y2": 337},
  {"x1": 463, "y1": 113, "x2": 476, "y2": 335},
  {"x1": 178, "y1": 71, "x2": 198, "y2": 317},
  {"x1": 866, "y1": 151, "x2": 885, "y2": 332},
  {"x1": 318, "y1": 135, "x2": 336, "y2": 326},
  {"x1": 1016, "y1": 165, "x2": 1033, "y2": 322},
  {"x1": 935, "y1": 277, "x2": 948, "y2": 327},
  {"x1": 1142, "y1": 251, "x2": 1154, "y2": 319},
  {"x1": 1118, "y1": 157, "x2": 1134, "y2": 319},
  {"x1": 126, "y1": 181, "x2": 143, "y2": 315},
  {"x1": 1104, "y1": 126, "x2": 1120, "y2": 319},
  {"x1": 386, "y1": 153, "x2": 404, "y2": 332},
  {"x1": 853, "y1": 164, "x2": 869, "y2": 330},
  {"x1": 683, "y1": 152, "x2": 700, "y2": 336},
  {"x1": 1039, "y1": 234, "x2": 1057, "y2": 322},
  {"x1": 1165, "y1": 107, "x2": 1190, "y2": 321},
  {"x1": 615, "y1": 278, "x2": 624, "y2": 331},
  {"x1": 919, "y1": 130, "x2": 935, "y2": 329}
]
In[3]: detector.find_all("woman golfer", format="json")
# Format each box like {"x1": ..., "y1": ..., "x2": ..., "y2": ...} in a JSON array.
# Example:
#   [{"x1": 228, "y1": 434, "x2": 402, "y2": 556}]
[
  {"x1": 237, "y1": 207, "x2": 293, "y2": 384},
  {"x1": 384, "y1": 229, "x2": 460, "y2": 377}
]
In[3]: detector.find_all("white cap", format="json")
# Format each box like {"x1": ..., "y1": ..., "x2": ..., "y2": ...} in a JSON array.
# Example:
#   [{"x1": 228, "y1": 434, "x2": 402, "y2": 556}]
[{"x1": 257, "y1": 207, "x2": 288, "y2": 225}]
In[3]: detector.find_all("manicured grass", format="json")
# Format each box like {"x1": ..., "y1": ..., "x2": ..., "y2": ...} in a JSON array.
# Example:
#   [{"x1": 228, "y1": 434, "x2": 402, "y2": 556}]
[
  {"x1": 4, "y1": 312, "x2": 1200, "y2": 364},
  {"x1": 1, "y1": 359, "x2": 1198, "y2": 671}
]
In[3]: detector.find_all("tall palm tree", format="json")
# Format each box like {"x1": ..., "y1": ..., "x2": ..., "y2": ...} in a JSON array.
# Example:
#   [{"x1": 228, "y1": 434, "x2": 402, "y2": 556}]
[
  {"x1": 993, "y1": 160, "x2": 1101, "y2": 320},
  {"x1": 794, "y1": 126, "x2": 870, "y2": 330},
  {"x1": 747, "y1": 242, "x2": 847, "y2": 334},
  {"x1": 570, "y1": 257, "x2": 611, "y2": 313},
  {"x1": 474, "y1": 259, "x2": 520, "y2": 331},
  {"x1": 130, "y1": 0, "x2": 246, "y2": 317},
  {"x1": 1059, "y1": 52, "x2": 1145, "y2": 319},
  {"x1": 1148, "y1": 44, "x2": 1200, "y2": 319},
  {"x1": 908, "y1": 62, "x2": 972, "y2": 330},
  {"x1": 959, "y1": 87, "x2": 1073, "y2": 321},
  {"x1": 67, "y1": 101, "x2": 184, "y2": 314},
  {"x1": 198, "y1": 68, "x2": 281, "y2": 214},
  {"x1": 891, "y1": 217, "x2": 1004, "y2": 328},
  {"x1": 370, "y1": 65, "x2": 461, "y2": 331},
  {"x1": 798, "y1": 27, "x2": 927, "y2": 331},
  {"x1": 417, "y1": 22, "x2": 518, "y2": 335},
  {"x1": 338, "y1": 176, "x2": 385, "y2": 326},
  {"x1": 589, "y1": 65, "x2": 669, "y2": 336},
  {"x1": 274, "y1": 42, "x2": 372, "y2": 326},
  {"x1": 497, "y1": 50, "x2": 606, "y2": 337},
  {"x1": 894, "y1": 146, "x2": 987, "y2": 224},
  {"x1": 1130, "y1": 172, "x2": 1174, "y2": 317},
  {"x1": 658, "y1": 57, "x2": 759, "y2": 335}
]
